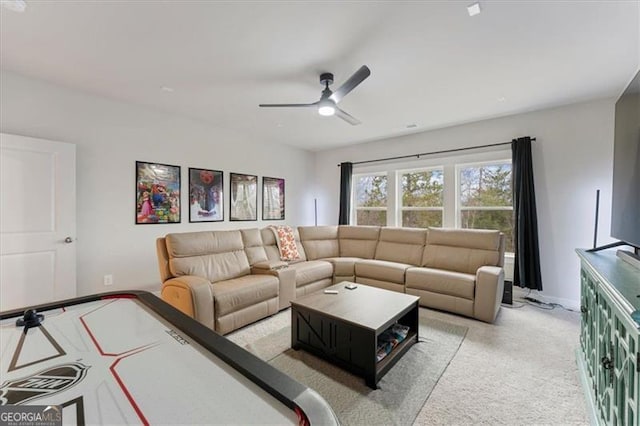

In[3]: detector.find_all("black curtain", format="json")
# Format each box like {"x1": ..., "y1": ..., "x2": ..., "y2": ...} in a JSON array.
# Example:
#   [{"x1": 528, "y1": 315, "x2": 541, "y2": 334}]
[
  {"x1": 338, "y1": 162, "x2": 353, "y2": 224},
  {"x1": 512, "y1": 137, "x2": 543, "y2": 290}
]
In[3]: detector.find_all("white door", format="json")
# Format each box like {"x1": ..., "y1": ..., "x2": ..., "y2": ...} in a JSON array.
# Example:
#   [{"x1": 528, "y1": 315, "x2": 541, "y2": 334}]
[{"x1": 0, "y1": 133, "x2": 77, "y2": 311}]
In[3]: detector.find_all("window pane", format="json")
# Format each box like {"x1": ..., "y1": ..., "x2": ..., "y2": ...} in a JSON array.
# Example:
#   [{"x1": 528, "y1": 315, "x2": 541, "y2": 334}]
[
  {"x1": 356, "y1": 175, "x2": 387, "y2": 207},
  {"x1": 459, "y1": 164, "x2": 512, "y2": 207},
  {"x1": 461, "y1": 210, "x2": 514, "y2": 252},
  {"x1": 401, "y1": 169, "x2": 443, "y2": 207},
  {"x1": 402, "y1": 210, "x2": 442, "y2": 228},
  {"x1": 357, "y1": 209, "x2": 386, "y2": 226}
]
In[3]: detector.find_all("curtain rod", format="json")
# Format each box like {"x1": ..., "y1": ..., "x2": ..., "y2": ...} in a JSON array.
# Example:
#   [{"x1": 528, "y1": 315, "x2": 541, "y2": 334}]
[{"x1": 337, "y1": 137, "x2": 536, "y2": 167}]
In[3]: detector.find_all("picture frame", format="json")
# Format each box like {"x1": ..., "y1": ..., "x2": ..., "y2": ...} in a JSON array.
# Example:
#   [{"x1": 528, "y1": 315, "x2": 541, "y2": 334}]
[
  {"x1": 230, "y1": 173, "x2": 257, "y2": 221},
  {"x1": 262, "y1": 177, "x2": 285, "y2": 220},
  {"x1": 136, "y1": 161, "x2": 181, "y2": 224},
  {"x1": 189, "y1": 168, "x2": 224, "y2": 222}
]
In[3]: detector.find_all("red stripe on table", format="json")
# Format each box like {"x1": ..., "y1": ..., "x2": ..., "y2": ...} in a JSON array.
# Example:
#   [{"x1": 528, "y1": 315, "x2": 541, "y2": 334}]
[
  {"x1": 79, "y1": 299, "x2": 154, "y2": 357},
  {"x1": 294, "y1": 406, "x2": 310, "y2": 426},
  {"x1": 109, "y1": 344, "x2": 158, "y2": 426}
]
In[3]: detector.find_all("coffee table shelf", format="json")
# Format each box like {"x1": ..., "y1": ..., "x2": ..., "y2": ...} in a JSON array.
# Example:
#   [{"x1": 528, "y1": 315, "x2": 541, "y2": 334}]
[
  {"x1": 291, "y1": 282, "x2": 420, "y2": 389},
  {"x1": 377, "y1": 329, "x2": 417, "y2": 374}
]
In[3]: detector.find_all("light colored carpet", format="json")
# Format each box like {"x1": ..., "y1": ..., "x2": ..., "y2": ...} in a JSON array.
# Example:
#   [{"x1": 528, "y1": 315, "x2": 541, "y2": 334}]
[
  {"x1": 228, "y1": 294, "x2": 588, "y2": 425},
  {"x1": 244, "y1": 317, "x2": 466, "y2": 425}
]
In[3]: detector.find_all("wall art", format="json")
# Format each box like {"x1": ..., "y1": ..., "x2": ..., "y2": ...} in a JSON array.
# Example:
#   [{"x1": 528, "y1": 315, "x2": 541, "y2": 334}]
[
  {"x1": 230, "y1": 173, "x2": 257, "y2": 221},
  {"x1": 262, "y1": 177, "x2": 285, "y2": 220},
  {"x1": 189, "y1": 168, "x2": 223, "y2": 222},
  {"x1": 136, "y1": 161, "x2": 181, "y2": 224}
]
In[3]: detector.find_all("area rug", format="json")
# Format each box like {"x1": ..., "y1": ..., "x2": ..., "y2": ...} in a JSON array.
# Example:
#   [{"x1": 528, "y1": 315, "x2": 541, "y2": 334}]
[{"x1": 245, "y1": 316, "x2": 467, "y2": 426}]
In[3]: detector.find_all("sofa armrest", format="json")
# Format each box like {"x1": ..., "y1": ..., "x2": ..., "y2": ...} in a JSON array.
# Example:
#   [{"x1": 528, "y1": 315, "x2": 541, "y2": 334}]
[
  {"x1": 252, "y1": 263, "x2": 296, "y2": 310},
  {"x1": 473, "y1": 266, "x2": 505, "y2": 323},
  {"x1": 252, "y1": 260, "x2": 288, "y2": 271},
  {"x1": 161, "y1": 275, "x2": 215, "y2": 330}
]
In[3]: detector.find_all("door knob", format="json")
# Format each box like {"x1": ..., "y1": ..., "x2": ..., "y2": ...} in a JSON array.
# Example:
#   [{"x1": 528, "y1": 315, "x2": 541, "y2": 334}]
[{"x1": 64, "y1": 237, "x2": 74, "y2": 243}]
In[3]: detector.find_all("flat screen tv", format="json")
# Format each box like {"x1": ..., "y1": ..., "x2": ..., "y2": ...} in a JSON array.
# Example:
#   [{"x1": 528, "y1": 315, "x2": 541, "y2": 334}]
[{"x1": 610, "y1": 69, "x2": 640, "y2": 252}]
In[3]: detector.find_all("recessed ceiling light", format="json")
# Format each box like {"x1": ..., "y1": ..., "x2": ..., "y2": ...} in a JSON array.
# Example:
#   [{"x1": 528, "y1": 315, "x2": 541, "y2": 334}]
[
  {"x1": 467, "y1": 2, "x2": 481, "y2": 17},
  {"x1": 497, "y1": 96, "x2": 506, "y2": 102},
  {"x1": 160, "y1": 86, "x2": 174, "y2": 93},
  {"x1": 1, "y1": 0, "x2": 27, "y2": 12},
  {"x1": 276, "y1": 123, "x2": 284, "y2": 128}
]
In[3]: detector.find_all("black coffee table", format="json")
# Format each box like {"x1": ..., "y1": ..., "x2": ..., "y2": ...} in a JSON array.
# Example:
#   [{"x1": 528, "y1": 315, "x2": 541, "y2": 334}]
[{"x1": 290, "y1": 282, "x2": 420, "y2": 389}]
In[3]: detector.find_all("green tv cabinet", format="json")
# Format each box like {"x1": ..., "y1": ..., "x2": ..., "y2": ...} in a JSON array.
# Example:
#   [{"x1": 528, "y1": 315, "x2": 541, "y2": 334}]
[{"x1": 577, "y1": 249, "x2": 640, "y2": 425}]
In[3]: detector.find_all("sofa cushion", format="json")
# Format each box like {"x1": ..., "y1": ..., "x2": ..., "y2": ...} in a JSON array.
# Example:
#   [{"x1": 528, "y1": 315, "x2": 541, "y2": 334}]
[
  {"x1": 212, "y1": 274, "x2": 279, "y2": 317},
  {"x1": 240, "y1": 228, "x2": 268, "y2": 265},
  {"x1": 405, "y1": 267, "x2": 475, "y2": 300},
  {"x1": 324, "y1": 257, "x2": 360, "y2": 277},
  {"x1": 166, "y1": 230, "x2": 243, "y2": 257},
  {"x1": 296, "y1": 279, "x2": 333, "y2": 298},
  {"x1": 427, "y1": 227, "x2": 500, "y2": 250},
  {"x1": 374, "y1": 228, "x2": 426, "y2": 266},
  {"x1": 298, "y1": 226, "x2": 339, "y2": 260},
  {"x1": 355, "y1": 259, "x2": 412, "y2": 284},
  {"x1": 355, "y1": 277, "x2": 405, "y2": 294},
  {"x1": 260, "y1": 227, "x2": 307, "y2": 263},
  {"x1": 339, "y1": 225, "x2": 380, "y2": 259},
  {"x1": 288, "y1": 260, "x2": 333, "y2": 287},
  {"x1": 166, "y1": 231, "x2": 250, "y2": 282},
  {"x1": 423, "y1": 228, "x2": 501, "y2": 274}
]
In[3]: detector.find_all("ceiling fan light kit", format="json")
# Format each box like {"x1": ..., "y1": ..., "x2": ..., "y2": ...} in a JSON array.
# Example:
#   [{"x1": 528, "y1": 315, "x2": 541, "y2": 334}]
[
  {"x1": 318, "y1": 102, "x2": 336, "y2": 116},
  {"x1": 318, "y1": 73, "x2": 336, "y2": 116},
  {"x1": 259, "y1": 65, "x2": 371, "y2": 125}
]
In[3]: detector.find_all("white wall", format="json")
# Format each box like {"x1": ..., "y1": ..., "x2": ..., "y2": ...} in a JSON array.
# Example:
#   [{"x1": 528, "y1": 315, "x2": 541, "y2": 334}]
[
  {"x1": 0, "y1": 71, "x2": 316, "y2": 296},
  {"x1": 0, "y1": 69, "x2": 618, "y2": 308},
  {"x1": 314, "y1": 99, "x2": 617, "y2": 308}
]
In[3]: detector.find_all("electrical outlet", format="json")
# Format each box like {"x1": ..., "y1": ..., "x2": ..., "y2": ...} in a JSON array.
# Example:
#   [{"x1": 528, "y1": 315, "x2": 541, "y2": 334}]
[{"x1": 103, "y1": 274, "x2": 113, "y2": 286}]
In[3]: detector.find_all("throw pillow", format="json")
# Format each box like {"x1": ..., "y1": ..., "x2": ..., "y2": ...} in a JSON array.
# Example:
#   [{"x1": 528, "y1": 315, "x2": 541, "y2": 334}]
[{"x1": 269, "y1": 225, "x2": 301, "y2": 261}]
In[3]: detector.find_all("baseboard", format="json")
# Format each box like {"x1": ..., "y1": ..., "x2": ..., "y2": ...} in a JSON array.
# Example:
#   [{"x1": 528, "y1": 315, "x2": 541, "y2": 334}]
[
  {"x1": 537, "y1": 293, "x2": 580, "y2": 311},
  {"x1": 513, "y1": 287, "x2": 580, "y2": 311}
]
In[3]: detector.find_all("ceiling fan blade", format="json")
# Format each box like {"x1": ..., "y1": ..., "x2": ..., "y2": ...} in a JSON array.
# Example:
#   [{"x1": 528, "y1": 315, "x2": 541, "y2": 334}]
[
  {"x1": 259, "y1": 102, "x2": 318, "y2": 108},
  {"x1": 329, "y1": 65, "x2": 371, "y2": 104},
  {"x1": 335, "y1": 107, "x2": 361, "y2": 126}
]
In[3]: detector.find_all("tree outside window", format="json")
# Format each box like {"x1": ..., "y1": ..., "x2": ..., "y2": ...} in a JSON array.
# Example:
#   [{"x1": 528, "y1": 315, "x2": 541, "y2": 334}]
[
  {"x1": 400, "y1": 169, "x2": 443, "y2": 228},
  {"x1": 354, "y1": 174, "x2": 387, "y2": 226},
  {"x1": 459, "y1": 162, "x2": 514, "y2": 252}
]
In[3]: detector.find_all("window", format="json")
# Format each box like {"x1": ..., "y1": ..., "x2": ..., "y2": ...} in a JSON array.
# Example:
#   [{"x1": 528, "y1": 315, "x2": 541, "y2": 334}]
[
  {"x1": 354, "y1": 173, "x2": 387, "y2": 226},
  {"x1": 400, "y1": 168, "x2": 444, "y2": 228},
  {"x1": 458, "y1": 162, "x2": 514, "y2": 252},
  {"x1": 349, "y1": 150, "x2": 513, "y2": 253}
]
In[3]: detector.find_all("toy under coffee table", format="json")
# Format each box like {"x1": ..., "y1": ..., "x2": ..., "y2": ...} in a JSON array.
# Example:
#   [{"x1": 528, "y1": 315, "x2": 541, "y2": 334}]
[{"x1": 290, "y1": 282, "x2": 420, "y2": 389}]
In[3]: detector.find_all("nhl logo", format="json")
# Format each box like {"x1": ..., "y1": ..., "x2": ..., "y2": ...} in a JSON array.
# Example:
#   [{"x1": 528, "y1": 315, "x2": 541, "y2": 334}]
[{"x1": 0, "y1": 362, "x2": 90, "y2": 405}]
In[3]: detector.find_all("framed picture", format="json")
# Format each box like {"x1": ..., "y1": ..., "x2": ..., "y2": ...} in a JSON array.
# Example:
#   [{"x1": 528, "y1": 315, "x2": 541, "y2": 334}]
[
  {"x1": 189, "y1": 168, "x2": 224, "y2": 222},
  {"x1": 230, "y1": 173, "x2": 257, "y2": 221},
  {"x1": 136, "y1": 161, "x2": 181, "y2": 224},
  {"x1": 262, "y1": 177, "x2": 285, "y2": 220}
]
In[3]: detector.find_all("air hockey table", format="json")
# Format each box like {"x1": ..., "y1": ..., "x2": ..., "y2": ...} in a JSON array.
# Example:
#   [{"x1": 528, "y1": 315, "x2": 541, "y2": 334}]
[{"x1": 0, "y1": 291, "x2": 338, "y2": 425}]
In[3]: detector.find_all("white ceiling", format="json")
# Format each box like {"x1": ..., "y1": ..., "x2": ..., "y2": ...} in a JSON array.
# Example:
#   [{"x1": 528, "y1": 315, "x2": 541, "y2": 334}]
[{"x1": 1, "y1": 1, "x2": 638, "y2": 151}]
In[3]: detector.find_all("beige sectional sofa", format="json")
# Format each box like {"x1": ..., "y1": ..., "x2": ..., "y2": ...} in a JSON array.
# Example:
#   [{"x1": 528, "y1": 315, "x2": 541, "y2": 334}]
[{"x1": 157, "y1": 225, "x2": 505, "y2": 334}]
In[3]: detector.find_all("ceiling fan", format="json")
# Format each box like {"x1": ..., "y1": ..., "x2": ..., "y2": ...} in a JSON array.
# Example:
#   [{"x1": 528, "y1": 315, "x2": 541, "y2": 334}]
[{"x1": 259, "y1": 65, "x2": 371, "y2": 125}]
